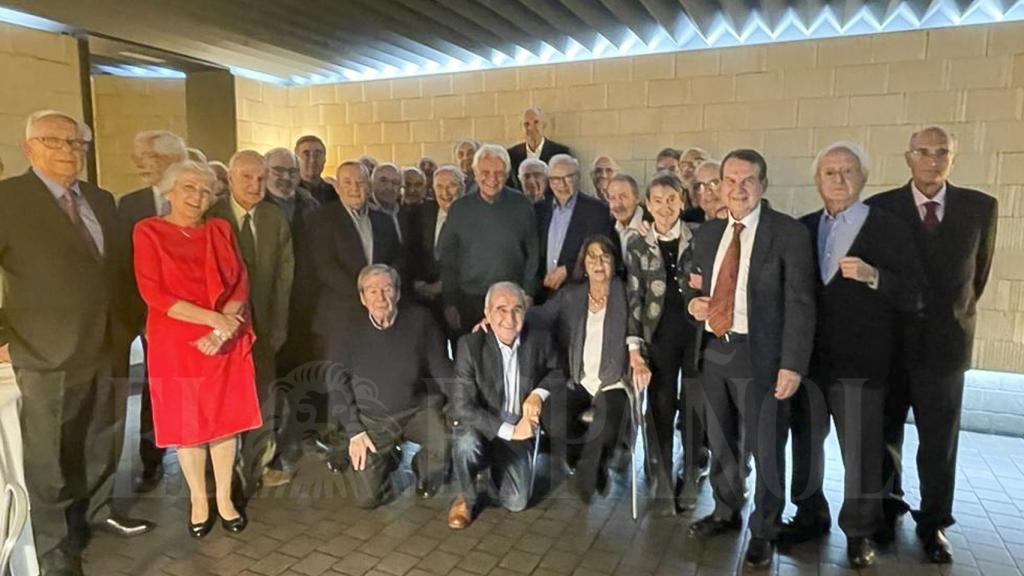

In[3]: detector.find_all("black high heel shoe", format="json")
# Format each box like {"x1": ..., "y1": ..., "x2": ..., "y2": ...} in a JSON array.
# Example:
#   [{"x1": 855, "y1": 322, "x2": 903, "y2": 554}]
[
  {"x1": 219, "y1": 511, "x2": 248, "y2": 534},
  {"x1": 189, "y1": 507, "x2": 215, "y2": 539}
]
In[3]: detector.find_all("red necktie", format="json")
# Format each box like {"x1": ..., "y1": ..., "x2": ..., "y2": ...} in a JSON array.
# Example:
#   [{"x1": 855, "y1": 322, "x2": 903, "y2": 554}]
[
  {"x1": 708, "y1": 222, "x2": 744, "y2": 336},
  {"x1": 922, "y1": 201, "x2": 940, "y2": 234}
]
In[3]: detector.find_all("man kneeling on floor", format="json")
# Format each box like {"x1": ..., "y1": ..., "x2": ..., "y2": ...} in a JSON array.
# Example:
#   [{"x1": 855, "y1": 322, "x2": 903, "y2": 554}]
[
  {"x1": 332, "y1": 264, "x2": 452, "y2": 508},
  {"x1": 447, "y1": 282, "x2": 565, "y2": 528}
]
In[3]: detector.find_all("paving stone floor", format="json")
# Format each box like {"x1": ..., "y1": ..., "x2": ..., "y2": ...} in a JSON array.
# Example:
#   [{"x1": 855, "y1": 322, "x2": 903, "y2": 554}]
[{"x1": 81, "y1": 394, "x2": 1024, "y2": 576}]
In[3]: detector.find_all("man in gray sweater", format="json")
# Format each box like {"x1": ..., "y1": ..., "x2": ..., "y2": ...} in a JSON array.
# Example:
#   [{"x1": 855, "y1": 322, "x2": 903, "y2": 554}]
[{"x1": 437, "y1": 144, "x2": 539, "y2": 339}]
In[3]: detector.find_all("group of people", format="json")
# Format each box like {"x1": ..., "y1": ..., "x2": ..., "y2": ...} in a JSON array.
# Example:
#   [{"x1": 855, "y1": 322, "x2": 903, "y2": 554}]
[{"x1": 0, "y1": 104, "x2": 997, "y2": 576}]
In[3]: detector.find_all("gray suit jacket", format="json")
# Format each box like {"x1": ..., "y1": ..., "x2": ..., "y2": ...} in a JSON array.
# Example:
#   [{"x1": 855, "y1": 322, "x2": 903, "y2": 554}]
[{"x1": 207, "y1": 198, "x2": 294, "y2": 351}]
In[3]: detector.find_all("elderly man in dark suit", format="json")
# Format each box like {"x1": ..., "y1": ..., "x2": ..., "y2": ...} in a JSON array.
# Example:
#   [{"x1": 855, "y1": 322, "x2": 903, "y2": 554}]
[
  {"x1": 407, "y1": 165, "x2": 464, "y2": 329},
  {"x1": 117, "y1": 129, "x2": 188, "y2": 492},
  {"x1": 535, "y1": 154, "x2": 615, "y2": 302},
  {"x1": 868, "y1": 126, "x2": 998, "y2": 564},
  {"x1": 207, "y1": 150, "x2": 294, "y2": 504},
  {"x1": 686, "y1": 149, "x2": 816, "y2": 569},
  {"x1": 506, "y1": 107, "x2": 571, "y2": 190},
  {"x1": 307, "y1": 160, "x2": 403, "y2": 470},
  {"x1": 786, "y1": 143, "x2": 926, "y2": 568},
  {"x1": 0, "y1": 110, "x2": 153, "y2": 576},
  {"x1": 447, "y1": 282, "x2": 564, "y2": 529}
]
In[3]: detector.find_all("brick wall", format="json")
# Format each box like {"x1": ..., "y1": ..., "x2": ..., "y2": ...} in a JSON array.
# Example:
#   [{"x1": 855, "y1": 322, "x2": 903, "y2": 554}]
[
  {"x1": 91, "y1": 76, "x2": 187, "y2": 195},
  {"x1": 0, "y1": 22, "x2": 83, "y2": 180},
  {"x1": 236, "y1": 24, "x2": 1024, "y2": 373}
]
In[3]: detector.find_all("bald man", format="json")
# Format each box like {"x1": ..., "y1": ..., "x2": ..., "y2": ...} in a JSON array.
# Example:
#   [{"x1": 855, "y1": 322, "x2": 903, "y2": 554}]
[
  {"x1": 506, "y1": 107, "x2": 571, "y2": 190},
  {"x1": 207, "y1": 149, "x2": 295, "y2": 502}
]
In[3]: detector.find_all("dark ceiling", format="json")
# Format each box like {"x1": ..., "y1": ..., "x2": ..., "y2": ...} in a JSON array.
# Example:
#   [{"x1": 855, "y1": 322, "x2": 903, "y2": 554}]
[{"x1": 1, "y1": 0, "x2": 997, "y2": 83}]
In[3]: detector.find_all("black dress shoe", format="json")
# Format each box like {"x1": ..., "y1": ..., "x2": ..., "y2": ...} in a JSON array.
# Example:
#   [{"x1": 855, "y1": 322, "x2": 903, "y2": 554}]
[
  {"x1": 93, "y1": 516, "x2": 155, "y2": 537},
  {"x1": 744, "y1": 537, "x2": 775, "y2": 569},
  {"x1": 220, "y1": 511, "x2": 248, "y2": 534},
  {"x1": 134, "y1": 463, "x2": 165, "y2": 494},
  {"x1": 416, "y1": 479, "x2": 438, "y2": 499},
  {"x1": 779, "y1": 517, "x2": 830, "y2": 546},
  {"x1": 847, "y1": 537, "x2": 876, "y2": 568},
  {"x1": 919, "y1": 528, "x2": 953, "y2": 564},
  {"x1": 688, "y1": 513, "x2": 742, "y2": 539},
  {"x1": 189, "y1": 515, "x2": 215, "y2": 539}
]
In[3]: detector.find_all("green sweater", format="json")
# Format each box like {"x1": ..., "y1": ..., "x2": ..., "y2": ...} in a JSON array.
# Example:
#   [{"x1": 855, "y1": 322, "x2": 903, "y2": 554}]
[{"x1": 438, "y1": 187, "x2": 539, "y2": 301}]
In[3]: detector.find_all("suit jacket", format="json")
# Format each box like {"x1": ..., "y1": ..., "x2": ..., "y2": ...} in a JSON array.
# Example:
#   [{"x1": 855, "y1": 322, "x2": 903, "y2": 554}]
[
  {"x1": 690, "y1": 202, "x2": 816, "y2": 386},
  {"x1": 118, "y1": 186, "x2": 160, "y2": 333},
  {"x1": 866, "y1": 181, "x2": 998, "y2": 374},
  {"x1": 263, "y1": 190, "x2": 321, "y2": 340},
  {"x1": 535, "y1": 192, "x2": 615, "y2": 288},
  {"x1": 307, "y1": 202, "x2": 403, "y2": 347},
  {"x1": 527, "y1": 278, "x2": 629, "y2": 391},
  {"x1": 299, "y1": 178, "x2": 337, "y2": 206},
  {"x1": 0, "y1": 170, "x2": 125, "y2": 371},
  {"x1": 452, "y1": 327, "x2": 565, "y2": 440},
  {"x1": 506, "y1": 138, "x2": 572, "y2": 190},
  {"x1": 800, "y1": 206, "x2": 926, "y2": 385},
  {"x1": 207, "y1": 198, "x2": 294, "y2": 351},
  {"x1": 404, "y1": 201, "x2": 444, "y2": 285}
]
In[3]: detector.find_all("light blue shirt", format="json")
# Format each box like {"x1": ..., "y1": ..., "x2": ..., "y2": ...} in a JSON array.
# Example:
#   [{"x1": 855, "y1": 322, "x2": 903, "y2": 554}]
[
  {"x1": 34, "y1": 167, "x2": 104, "y2": 256},
  {"x1": 546, "y1": 192, "x2": 577, "y2": 274},
  {"x1": 818, "y1": 201, "x2": 869, "y2": 284},
  {"x1": 496, "y1": 336, "x2": 521, "y2": 440}
]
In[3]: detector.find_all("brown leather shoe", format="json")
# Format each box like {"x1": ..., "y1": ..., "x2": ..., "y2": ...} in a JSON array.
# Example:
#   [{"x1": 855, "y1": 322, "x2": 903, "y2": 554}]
[{"x1": 447, "y1": 496, "x2": 472, "y2": 530}]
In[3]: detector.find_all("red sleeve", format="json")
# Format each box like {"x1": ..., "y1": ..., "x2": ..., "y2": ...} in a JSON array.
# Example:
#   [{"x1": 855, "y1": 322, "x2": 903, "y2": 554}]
[{"x1": 133, "y1": 221, "x2": 179, "y2": 314}]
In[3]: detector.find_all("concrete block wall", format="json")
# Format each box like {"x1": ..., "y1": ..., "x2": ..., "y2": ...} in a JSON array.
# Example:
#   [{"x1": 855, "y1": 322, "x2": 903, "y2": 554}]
[
  {"x1": 0, "y1": 22, "x2": 83, "y2": 179},
  {"x1": 91, "y1": 76, "x2": 187, "y2": 195}
]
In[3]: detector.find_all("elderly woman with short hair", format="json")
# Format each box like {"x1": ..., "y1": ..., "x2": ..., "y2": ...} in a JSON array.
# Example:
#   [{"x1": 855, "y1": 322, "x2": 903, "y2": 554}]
[{"x1": 133, "y1": 160, "x2": 260, "y2": 538}]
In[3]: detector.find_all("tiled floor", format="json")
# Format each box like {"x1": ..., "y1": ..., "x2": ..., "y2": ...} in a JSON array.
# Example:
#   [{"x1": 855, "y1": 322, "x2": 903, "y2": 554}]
[{"x1": 81, "y1": 393, "x2": 1024, "y2": 576}]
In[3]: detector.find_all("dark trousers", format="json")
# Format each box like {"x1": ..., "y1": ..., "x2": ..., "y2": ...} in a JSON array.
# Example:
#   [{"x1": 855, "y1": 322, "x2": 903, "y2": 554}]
[
  {"x1": 702, "y1": 337, "x2": 790, "y2": 540},
  {"x1": 237, "y1": 342, "x2": 277, "y2": 503},
  {"x1": 136, "y1": 338, "x2": 165, "y2": 472},
  {"x1": 452, "y1": 426, "x2": 533, "y2": 512},
  {"x1": 269, "y1": 330, "x2": 323, "y2": 471},
  {"x1": 15, "y1": 362, "x2": 125, "y2": 567},
  {"x1": 543, "y1": 384, "x2": 630, "y2": 496},
  {"x1": 338, "y1": 404, "x2": 449, "y2": 508},
  {"x1": 790, "y1": 379, "x2": 885, "y2": 537},
  {"x1": 883, "y1": 366, "x2": 965, "y2": 530},
  {"x1": 646, "y1": 325, "x2": 684, "y2": 498},
  {"x1": 451, "y1": 292, "x2": 486, "y2": 343}
]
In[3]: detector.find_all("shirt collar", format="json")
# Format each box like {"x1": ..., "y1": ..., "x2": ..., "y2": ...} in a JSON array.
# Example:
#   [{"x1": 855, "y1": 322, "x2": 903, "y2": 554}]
[
  {"x1": 654, "y1": 218, "x2": 683, "y2": 242},
  {"x1": 229, "y1": 196, "x2": 256, "y2": 222},
  {"x1": 616, "y1": 206, "x2": 644, "y2": 234},
  {"x1": 823, "y1": 199, "x2": 868, "y2": 223},
  {"x1": 368, "y1": 309, "x2": 398, "y2": 331},
  {"x1": 346, "y1": 203, "x2": 369, "y2": 219},
  {"x1": 728, "y1": 202, "x2": 762, "y2": 230},
  {"x1": 911, "y1": 181, "x2": 946, "y2": 207},
  {"x1": 553, "y1": 191, "x2": 578, "y2": 211},
  {"x1": 33, "y1": 167, "x2": 80, "y2": 201},
  {"x1": 526, "y1": 138, "x2": 545, "y2": 155},
  {"x1": 496, "y1": 334, "x2": 520, "y2": 355}
]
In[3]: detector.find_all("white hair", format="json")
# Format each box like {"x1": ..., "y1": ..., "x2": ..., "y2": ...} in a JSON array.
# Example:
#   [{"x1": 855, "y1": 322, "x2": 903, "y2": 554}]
[
  {"x1": 518, "y1": 158, "x2": 548, "y2": 179},
  {"x1": 591, "y1": 155, "x2": 619, "y2": 171},
  {"x1": 523, "y1": 106, "x2": 545, "y2": 120},
  {"x1": 695, "y1": 159, "x2": 721, "y2": 174},
  {"x1": 357, "y1": 264, "x2": 401, "y2": 294},
  {"x1": 485, "y1": 281, "x2": 526, "y2": 310},
  {"x1": 264, "y1": 147, "x2": 298, "y2": 165},
  {"x1": 371, "y1": 162, "x2": 400, "y2": 179},
  {"x1": 472, "y1": 144, "x2": 511, "y2": 172},
  {"x1": 433, "y1": 164, "x2": 465, "y2": 189},
  {"x1": 547, "y1": 153, "x2": 579, "y2": 173},
  {"x1": 228, "y1": 149, "x2": 266, "y2": 170},
  {"x1": 452, "y1": 138, "x2": 480, "y2": 156},
  {"x1": 25, "y1": 110, "x2": 93, "y2": 142},
  {"x1": 909, "y1": 125, "x2": 958, "y2": 153},
  {"x1": 156, "y1": 160, "x2": 216, "y2": 196},
  {"x1": 812, "y1": 141, "x2": 871, "y2": 181},
  {"x1": 134, "y1": 130, "x2": 186, "y2": 160}
]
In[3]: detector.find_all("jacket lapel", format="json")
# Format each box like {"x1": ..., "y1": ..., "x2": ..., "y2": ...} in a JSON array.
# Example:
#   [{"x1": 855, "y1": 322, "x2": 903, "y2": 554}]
[{"x1": 25, "y1": 171, "x2": 100, "y2": 262}]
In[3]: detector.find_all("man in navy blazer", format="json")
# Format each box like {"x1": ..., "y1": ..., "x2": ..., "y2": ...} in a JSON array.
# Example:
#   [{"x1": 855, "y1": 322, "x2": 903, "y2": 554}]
[
  {"x1": 534, "y1": 154, "x2": 615, "y2": 301},
  {"x1": 867, "y1": 126, "x2": 998, "y2": 564},
  {"x1": 685, "y1": 149, "x2": 816, "y2": 569}
]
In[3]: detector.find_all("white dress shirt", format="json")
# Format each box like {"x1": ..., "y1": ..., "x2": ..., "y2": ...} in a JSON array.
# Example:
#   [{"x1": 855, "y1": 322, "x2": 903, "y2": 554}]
[
  {"x1": 911, "y1": 181, "x2": 947, "y2": 222},
  {"x1": 707, "y1": 204, "x2": 762, "y2": 335},
  {"x1": 615, "y1": 207, "x2": 645, "y2": 260},
  {"x1": 346, "y1": 205, "x2": 374, "y2": 263},
  {"x1": 495, "y1": 335, "x2": 548, "y2": 440},
  {"x1": 229, "y1": 196, "x2": 258, "y2": 245},
  {"x1": 526, "y1": 138, "x2": 546, "y2": 160}
]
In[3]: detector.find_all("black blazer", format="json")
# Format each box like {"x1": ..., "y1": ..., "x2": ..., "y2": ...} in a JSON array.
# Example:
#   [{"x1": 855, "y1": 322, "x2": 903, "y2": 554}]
[
  {"x1": 0, "y1": 170, "x2": 125, "y2": 371},
  {"x1": 866, "y1": 182, "x2": 998, "y2": 374},
  {"x1": 117, "y1": 186, "x2": 159, "y2": 333},
  {"x1": 528, "y1": 278, "x2": 629, "y2": 391},
  {"x1": 800, "y1": 206, "x2": 926, "y2": 385},
  {"x1": 403, "y1": 201, "x2": 443, "y2": 285},
  {"x1": 690, "y1": 202, "x2": 816, "y2": 386},
  {"x1": 299, "y1": 178, "x2": 337, "y2": 206},
  {"x1": 506, "y1": 138, "x2": 571, "y2": 189},
  {"x1": 535, "y1": 193, "x2": 615, "y2": 286},
  {"x1": 452, "y1": 327, "x2": 565, "y2": 440},
  {"x1": 308, "y1": 202, "x2": 402, "y2": 345}
]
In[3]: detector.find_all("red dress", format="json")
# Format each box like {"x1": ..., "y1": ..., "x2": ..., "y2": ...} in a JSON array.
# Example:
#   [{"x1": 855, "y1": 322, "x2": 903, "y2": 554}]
[{"x1": 133, "y1": 217, "x2": 262, "y2": 447}]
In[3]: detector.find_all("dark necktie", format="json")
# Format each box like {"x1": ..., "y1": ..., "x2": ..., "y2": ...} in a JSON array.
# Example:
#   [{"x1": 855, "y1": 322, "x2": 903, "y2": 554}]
[
  {"x1": 922, "y1": 201, "x2": 941, "y2": 234},
  {"x1": 707, "y1": 222, "x2": 744, "y2": 336},
  {"x1": 238, "y1": 213, "x2": 256, "y2": 267},
  {"x1": 60, "y1": 190, "x2": 100, "y2": 260}
]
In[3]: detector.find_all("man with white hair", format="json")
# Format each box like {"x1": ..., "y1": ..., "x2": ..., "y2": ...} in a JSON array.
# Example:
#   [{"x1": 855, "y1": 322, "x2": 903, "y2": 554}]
[
  {"x1": 506, "y1": 107, "x2": 571, "y2": 190},
  {"x1": 518, "y1": 158, "x2": 548, "y2": 203},
  {"x1": 868, "y1": 126, "x2": 998, "y2": 564},
  {"x1": 118, "y1": 129, "x2": 188, "y2": 492},
  {"x1": 786, "y1": 143, "x2": 926, "y2": 568},
  {"x1": 535, "y1": 154, "x2": 614, "y2": 299},
  {"x1": 590, "y1": 155, "x2": 618, "y2": 201},
  {"x1": 437, "y1": 144, "x2": 540, "y2": 338},
  {"x1": 207, "y1": 150, "x2": 295, "y2": 502},
  {"x1": 1, "y1": 110, "x2": 154, "y2": 576}
]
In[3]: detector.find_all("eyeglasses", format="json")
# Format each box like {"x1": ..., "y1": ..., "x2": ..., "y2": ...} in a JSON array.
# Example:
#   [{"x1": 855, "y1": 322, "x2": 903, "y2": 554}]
[
  {"x1": 33, "y1": 137, "x2": 90, "y2": 151},
  {"x1": 549, "y1": 173, "x2": 578, "y2": 186},
  {"x1": 584, "y1": 252, "x2": 614, "y2": 263},
  {"x1": 909, "y1": 148, "x2": 952, "y2": 161},
  {"x1": 695, "y1": 179, "x2": 720, "y2": 192}
]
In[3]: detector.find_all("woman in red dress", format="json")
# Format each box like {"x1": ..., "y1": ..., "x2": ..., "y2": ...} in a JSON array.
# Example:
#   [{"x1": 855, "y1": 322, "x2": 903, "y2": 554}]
[{"x1": 133, "y1": 160, "x2": 261, "y2": 538}]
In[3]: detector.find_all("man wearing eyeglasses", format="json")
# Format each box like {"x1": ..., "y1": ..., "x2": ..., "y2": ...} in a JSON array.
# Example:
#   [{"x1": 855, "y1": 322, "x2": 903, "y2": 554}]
[
  {"x1": 0, "y1": 110, "x2": 154, "y2": 576},
  {"x1": 535, "y1": 154, "x2": 615, "y2": 302},
  {"x1": 867, "y1": 126, "x2": 998, "y2": 564},
  {"x1": 693, "y1": 160, "x2": 728, "y2": 222}
]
